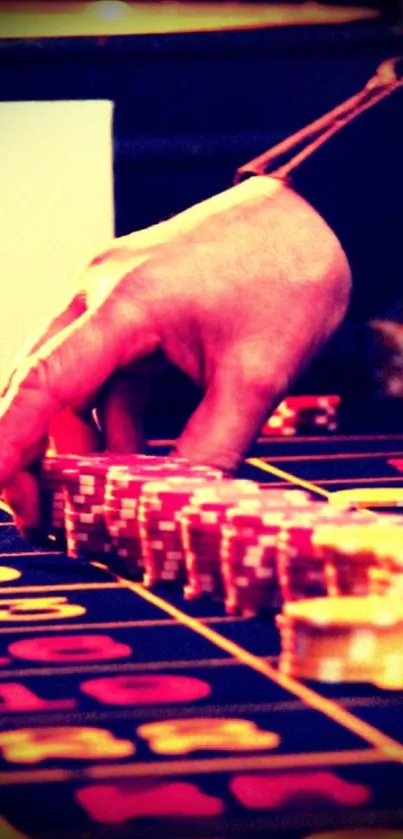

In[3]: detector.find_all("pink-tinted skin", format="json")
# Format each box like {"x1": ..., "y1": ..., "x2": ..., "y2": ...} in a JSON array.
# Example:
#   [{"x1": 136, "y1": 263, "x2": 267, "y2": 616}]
[{"x1": 0, "y1": 176, "x2": 351, "y2": 534}]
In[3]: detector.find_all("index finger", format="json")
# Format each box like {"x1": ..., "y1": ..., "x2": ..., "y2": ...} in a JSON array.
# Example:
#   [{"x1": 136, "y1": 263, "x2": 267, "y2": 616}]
[{"x1": 0, "y1": 299, "x2": 156, "y2": 487}]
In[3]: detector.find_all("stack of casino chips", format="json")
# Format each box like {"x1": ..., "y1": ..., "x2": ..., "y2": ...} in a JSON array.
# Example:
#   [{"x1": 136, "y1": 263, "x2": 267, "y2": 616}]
[
  {"x1": 103, "y1": 457, "x2": 204, "y2": 577},
  {"x1": 137, "y1": 471, "x2": 223, "y2": 588},
  {"x1": 262, "y1": 395, "x2": 340, "y2": 436},
  {"x1": 179, "y1": 480, "x2": 261, "y2": 600},
  {"x1": 62, "y1": 454, "x2": 152, "y2": 561},
  {"x1": 275, "y1": 506, "x2": 372, "y2": 603},
  {"x1": 312, "y1": 517, "x2": 403, "y2": 597},
  {"x1": 40, "y1": 454, "x2": 85, "y2": 546},
  {"x1": 277, "y1": 595, "x2": 403, "y2": 687},
  {"x1": 221, "y1": 490, "x2": 313, "y2": 617}
]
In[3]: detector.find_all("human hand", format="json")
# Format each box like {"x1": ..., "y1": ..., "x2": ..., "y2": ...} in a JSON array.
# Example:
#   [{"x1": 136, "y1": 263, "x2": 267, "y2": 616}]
[{"x1": 0, "y1": 175, "x2": 351, "y2": 534}]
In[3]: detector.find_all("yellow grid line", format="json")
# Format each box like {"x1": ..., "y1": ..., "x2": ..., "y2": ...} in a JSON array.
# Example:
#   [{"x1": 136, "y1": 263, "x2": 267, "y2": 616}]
[
  {"x1": 0, "y1": 552, "x2": 62, "y2": 558},
  {"x1": 0, "y1": 500, "x2": 12, "y2": 517},
  {"x1": 0, "y1": 614, "x2": 246, "y2": 634},
  {"x1": 0, "y1": 582, "x2": 122, "y2": 594},
  {"x1": 247, "y1": 457, "x2": 331, "y2": 498},
  {"x1": 0, "y1": 656, "x2": 245, "y2": 679},
  {"x1": 0, "y1": 748, "x2": 389, "y2": 786}
]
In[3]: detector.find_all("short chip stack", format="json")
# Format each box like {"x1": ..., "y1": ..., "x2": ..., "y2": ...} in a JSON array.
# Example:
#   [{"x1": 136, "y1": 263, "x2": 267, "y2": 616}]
[
  {"x1": 261, "y1": 395, "x2": 340, "y2": 437},
  {"x1": 277, "y1": 596, "x2": 403, "y2": 686},
  {"x1": 221, "y1": 490, "x2": 313, "y2": 617}
]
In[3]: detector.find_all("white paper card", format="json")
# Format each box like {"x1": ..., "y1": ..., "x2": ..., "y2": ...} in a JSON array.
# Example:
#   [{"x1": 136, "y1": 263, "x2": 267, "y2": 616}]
[{"x1": 0, "y1": 99, "x2": 114, "y2": 385}]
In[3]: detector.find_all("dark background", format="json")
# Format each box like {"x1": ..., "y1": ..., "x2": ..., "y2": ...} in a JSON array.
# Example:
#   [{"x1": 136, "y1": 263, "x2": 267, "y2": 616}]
[{"x1": 0, "y1": 3, "x2": 402, "y2": 434}]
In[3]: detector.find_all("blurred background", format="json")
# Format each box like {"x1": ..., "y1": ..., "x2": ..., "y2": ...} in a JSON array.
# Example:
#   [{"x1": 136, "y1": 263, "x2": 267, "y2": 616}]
[{"x1": 0, "y1": 1, "x2": 402, "y2": 435}]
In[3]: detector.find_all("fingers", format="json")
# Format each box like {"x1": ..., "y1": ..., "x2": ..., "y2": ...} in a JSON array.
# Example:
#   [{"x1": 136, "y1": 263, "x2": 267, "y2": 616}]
[
  {"x1": 49, "y1": 408, "x2": 101, "y2": 455},
  {"x1": 97, "y1": 372, "x2": 151, "y2": 454},
  {"x1": 176, "y1": 345, "x2": 281, "y2": 472},
  {"x1": 2, "y1": 470, "x2": 42, "y2": 540},
  {"x1": 0, "y1": 298, "x2": 158, "y2": 487},
  {"x1": 0, "y1": 295, "x2": 85, "y2": 398}
]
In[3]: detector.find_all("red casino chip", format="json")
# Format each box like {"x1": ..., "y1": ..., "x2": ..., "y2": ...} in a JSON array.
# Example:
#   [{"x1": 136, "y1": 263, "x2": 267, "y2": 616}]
[
  {"x1": 42, "y1": 452, "x2": 189, "y2": 564},
  {"x1": 276, "y1": 507, "x2": 371, "y2": 604},
  {"x1": 179, "y1": 480, "x2": 262, "y2": 600},
  {"x1": 261, "y1": 395, "x2": 340, "y2": 436},
  {"x1": 40, "y1": 453, "x2": 86, "y2": 545},
  {"x1": 220, "y1": 492, "x2": 317, "y2": 617},
  {"x1": 138, "y1": 473, "x2": 222, "y2": 587},
  {"x1": 221, "y1": 512, "x2": 286, "y2": 617},
  {"x1": 104, "y1": 461, "x2": 222, "y2": 578}
]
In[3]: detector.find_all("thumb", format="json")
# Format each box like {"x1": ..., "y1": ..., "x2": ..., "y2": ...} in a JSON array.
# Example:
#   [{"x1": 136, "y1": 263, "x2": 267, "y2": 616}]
[{"x1": 176, "y1": 347, "x2": 281, "y2": 471}]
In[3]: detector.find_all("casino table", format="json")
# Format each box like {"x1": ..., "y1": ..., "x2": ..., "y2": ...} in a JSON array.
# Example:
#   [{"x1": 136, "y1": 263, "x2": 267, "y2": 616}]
[{"x1": 0, "y1": 431, "x2": 403, "y2": 838}]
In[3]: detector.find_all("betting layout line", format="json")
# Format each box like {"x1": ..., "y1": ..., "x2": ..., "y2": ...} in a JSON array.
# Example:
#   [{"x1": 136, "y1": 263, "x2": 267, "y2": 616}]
[
  {"x1": 0, "y1": 748, "x2": 389, "y2": 786},
  {"x1": 150, "y1": 434, "x2": 403, "y2": 448},
  {"x1": 258, "y1": 451, "x2": 403, "y2": 463},
  {"x1": 0, "y1": 582, "x2": 123, "y2": 594},
  {"x1": 113, "y1": 576, "x2": 403, "y2": 761},
  {"x1": 0, "y1": 657, "x2": 259, "y2": 679},
  {"x1": 247, "y1": 458, "x2": 331, "y2": 498},
  {"x1": 248, "y1": 457, "x2": 403, "y2": 493},
  {"x1": 304, "y1": 476, "x2": 403, "y2": 486},
  {"x1": 2, "y1": 697, "x2": 395, "y2": 728},
  {"x1": 0, "y1": 552, "x2": 62, "y2": 558},
  {"x1": 0, "y1": 615, "x2": 247, "y2": 635}
]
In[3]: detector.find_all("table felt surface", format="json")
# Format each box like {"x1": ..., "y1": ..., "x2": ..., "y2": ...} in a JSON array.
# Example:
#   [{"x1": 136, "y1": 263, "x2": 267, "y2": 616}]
[{"x1": 0, "y1": 433, "x2": 403, "y2": 839}]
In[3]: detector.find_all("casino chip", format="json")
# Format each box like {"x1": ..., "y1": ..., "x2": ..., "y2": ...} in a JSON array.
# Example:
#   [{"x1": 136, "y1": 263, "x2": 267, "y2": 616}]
[
  {"x1": 221, "y1": 490, "x2": 313, "y2": 617},
  {"x1": 40, "y1": 453, "x2": 85, "y2": 546},
  {"x1": 179, "y1": 480, "x2": 262, "y2": 600},
  {"x1": 138, "y1": 472, "x2": 223, "y2": 587},
  {"x1": 275, "y1": 506, "x2": 369, "y2": 604},
  {"x1": 329, "y1": 487, "x2": 403, "y2": 509},
  {"x1": 312, "y1": 517, "x2": 403, "y2": 597},
  {"x1": 40, "y1": 452, "x2": 175, "y2": 547},
  {"x1": 62, "y1": 454, "x2": 167, "y2": 562},
  {"x1": 104, "y1": 459, "x2": 213, "y2": 577},
  {"x1": 262, "y1": 395, "x2": 340, "y2": 437},
  {"x1": 277, "y1": 595, "x2": 403, "y2": 686},
  {"x1": 41, "y1": 452, "x2": 190, "y2": 563}
]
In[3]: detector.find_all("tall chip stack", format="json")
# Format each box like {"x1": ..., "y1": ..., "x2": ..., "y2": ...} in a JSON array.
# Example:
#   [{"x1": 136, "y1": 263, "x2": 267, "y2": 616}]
[
  {"x1": 221, "y1": 490, "x2": 313, "y2": 617},
  {"x1": 103, "y1": 458, "x2": 207, "y2": 578},
  {"x1": 180, "y1": 481, "x2": 262, "y2": 601},
  {"x1": 138, "y1": 472, "x2": 223, "y2": 587}
]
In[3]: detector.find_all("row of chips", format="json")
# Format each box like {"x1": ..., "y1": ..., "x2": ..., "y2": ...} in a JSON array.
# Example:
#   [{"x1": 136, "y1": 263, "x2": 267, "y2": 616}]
[
  {"x1": 40, "y1": 452, "x2": 403, "y2": 612},
  {"x1": 39, "y1": 452, "x2": 403, "y2": 688}
]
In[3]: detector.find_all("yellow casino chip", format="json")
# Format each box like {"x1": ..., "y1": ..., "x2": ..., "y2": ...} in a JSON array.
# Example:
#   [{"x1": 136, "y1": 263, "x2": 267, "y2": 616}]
[{"x1": 329, "y1": 488, "x2": 403, "y2": 508}]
